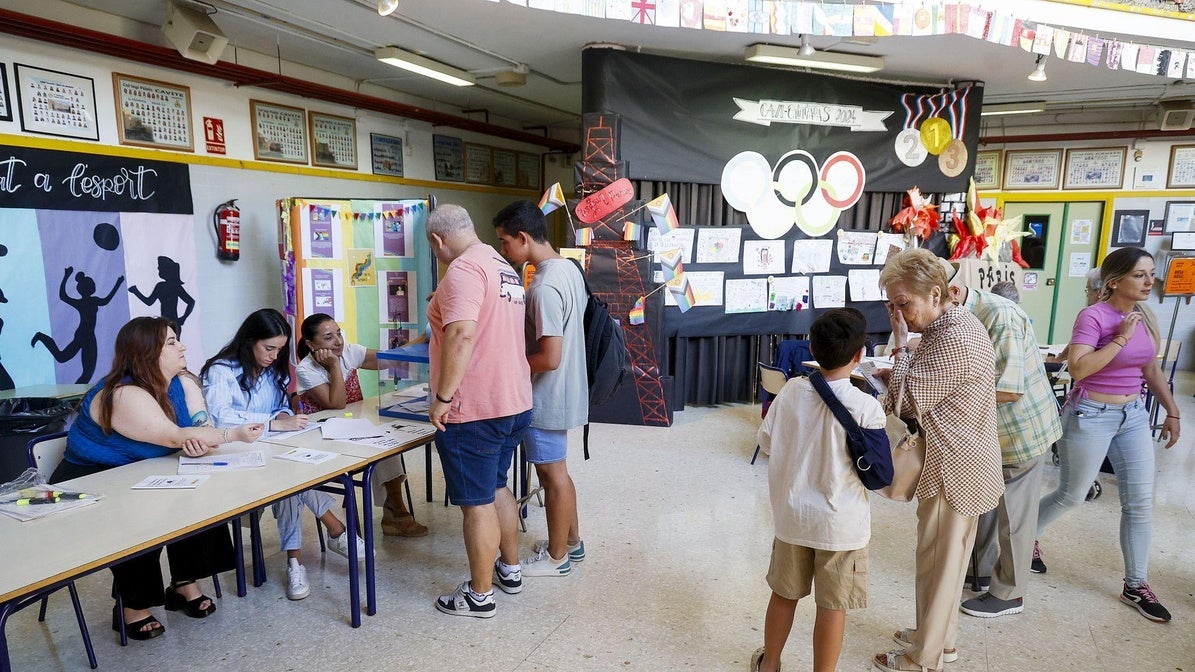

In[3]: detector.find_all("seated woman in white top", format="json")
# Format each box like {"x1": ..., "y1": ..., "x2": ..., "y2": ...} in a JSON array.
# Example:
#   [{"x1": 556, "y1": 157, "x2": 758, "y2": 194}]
[
  {"x1": 295, "y1": 313, "x2": 427, "y2": 537},
  {"x1": 201, "y1": 309, "x2": 366, "y2": 601}
]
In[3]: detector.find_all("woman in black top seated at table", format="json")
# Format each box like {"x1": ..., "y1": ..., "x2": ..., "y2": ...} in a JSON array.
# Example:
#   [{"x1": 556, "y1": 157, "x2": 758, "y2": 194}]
[{"x1": 51, "y1": 316, "x2": 264, "y2": 640}]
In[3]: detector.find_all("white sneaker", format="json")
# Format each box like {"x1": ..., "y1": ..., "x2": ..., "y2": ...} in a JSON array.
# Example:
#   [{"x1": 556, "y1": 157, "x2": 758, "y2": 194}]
[
  {"x1": 534, "y1": 538, "x2": 585, "y2": 562},
  {"x1": 328, "y1": 530, "x2": 368, "y2": 563},
  {"x1": 435, "y1": 581, "x2": 496, "y2": 618},
  {"x1": 286, "y1": 559, "x2": 310, "y2": 600},
  {"x1": 520, "y1": 546, "x2": 571, "y2": 577}
]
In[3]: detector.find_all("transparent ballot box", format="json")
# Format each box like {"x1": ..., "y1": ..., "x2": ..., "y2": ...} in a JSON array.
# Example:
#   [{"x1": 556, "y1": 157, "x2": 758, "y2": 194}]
[{"x1": 376, "y1": 342, "x2": 430, "y2": 422}]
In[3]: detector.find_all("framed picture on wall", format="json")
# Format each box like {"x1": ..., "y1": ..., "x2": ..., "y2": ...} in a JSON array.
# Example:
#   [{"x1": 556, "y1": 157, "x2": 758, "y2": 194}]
[
  {"x1": 113, "y1": 73, "x2": 193, "y2": 151},
  {"x1": 433, "y1": 134, "x2": 464, "y2": 182},
  {"x1": 464, "y1": 143, "x2": 492, "y2": 184},
  {"x1": 1110, "y1": 209, "x2": 1149, "y2": 248},
  {"x1": 369, "y1": 132, "x2": 404, "y2": 177},
  {"x1": 1163, "y1": 201, "x2": 1195, "y2": 233},
  {"x1": 1003, "y1": 149, "x2": 1061, "y2": 190},
  {"x1": 1167, "y1": 144, "x2": 1195, "y2": 189},
  {"x1": 492, "y1": 148, "x2": 519, "y2": 187},
  {"x1": 518, "y1": 152, "x2": 540, "y2": 190},
  {"x1": 972, "y1": 150, "x2": 1001, "y2": 189},
  {"x1": 250, "y1": 99, "x2": 308, "y2": 164},
  {"x1": 309, "y1": 111, "x2": 357, "y2": 169},
  {"x1": 14, "y1": 63, "x2": 99, "y2": 141},
  {"x1": 1062, "y1": 147, "x2": 1126, "y2": 190},
  {"x1": 0, "y1": 64, "x2": 12, "y2": 122}
]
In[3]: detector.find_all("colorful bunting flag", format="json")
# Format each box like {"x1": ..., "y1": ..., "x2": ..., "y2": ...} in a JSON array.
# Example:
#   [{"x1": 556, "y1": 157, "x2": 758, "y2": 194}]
[
  {"x1": 647, "y1": 193, "x2": 679, "y2": 234},
  {"x1": 576, "y1": 227, "x2": 594, "y2": 246},
  {"x1": 623, "y1": 221, "x2": 641, "y2": 241},
  {"x1": 539, "y1": 182, "x2": 567, "y2": 215},
  {"x1": 629, "y1": 296, "x2": 646, "y2": 324}
]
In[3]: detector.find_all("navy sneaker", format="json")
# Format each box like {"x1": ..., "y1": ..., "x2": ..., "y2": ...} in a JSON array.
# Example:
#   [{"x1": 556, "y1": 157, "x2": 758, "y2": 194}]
[
  {"x1": 1121, "y1": 582, "x2": 1171, "y2": 623},
  {"x1": 435, "y1": 581, "x2": 496, "y2": 618},
  {"x1": 493, "y1": 560, "x2": 523, "y2": 594}
]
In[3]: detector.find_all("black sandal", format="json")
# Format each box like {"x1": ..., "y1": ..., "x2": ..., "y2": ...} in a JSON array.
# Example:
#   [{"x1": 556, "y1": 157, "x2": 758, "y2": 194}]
[
  {"x1": 164, "y1": 581, "x2": 216, "y2": 618},
  {"x1": 111, "y1": 607, "x2": 165, "y2": 641}
]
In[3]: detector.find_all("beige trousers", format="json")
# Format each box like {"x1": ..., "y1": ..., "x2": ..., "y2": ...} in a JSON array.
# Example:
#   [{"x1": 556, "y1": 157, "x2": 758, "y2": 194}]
[{"x1": 906, "y1": 491, "x2": 978, "y2": 671}]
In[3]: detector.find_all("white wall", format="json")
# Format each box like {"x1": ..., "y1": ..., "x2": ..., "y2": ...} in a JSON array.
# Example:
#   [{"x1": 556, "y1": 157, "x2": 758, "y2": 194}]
[{"x1": 0, "y1": 34, "x2": 550, "y2": 365}]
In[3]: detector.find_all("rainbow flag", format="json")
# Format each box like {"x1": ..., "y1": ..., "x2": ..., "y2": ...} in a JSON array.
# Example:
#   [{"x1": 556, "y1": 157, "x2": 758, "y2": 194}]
[
  {"x1": 647, "y1": 193, "x2": 679, "y2": 234},
  {"x1": 575, "y1": 227, "x2": 593, "y2": 246},
  {"x1": 622, "y1": 221, "x2": 641, "y2": 241},
  {"x1": 539, "y1": 182, "x2": 566, "y2": 215},
  {"x1": 629, "y1": 296, "x2": 646, "y2": 325},
  {"x1": 658, "y1": 248, "x2": 685, "y2": 282},
  {"x1": 670, "y1": 275, "x2": 696, "y2": 313}
]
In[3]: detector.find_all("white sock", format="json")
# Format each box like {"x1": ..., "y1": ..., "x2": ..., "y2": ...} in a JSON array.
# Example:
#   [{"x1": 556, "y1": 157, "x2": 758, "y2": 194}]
[
  {"x1": 497, "y1": 559, "x2": 520, "y2": 575},
  {"x1": 466, "y1": 581, "x2": 492, "y2": 598},
  {"x1": 288, "y1": 557, "x2": 301, "y2": 569}
]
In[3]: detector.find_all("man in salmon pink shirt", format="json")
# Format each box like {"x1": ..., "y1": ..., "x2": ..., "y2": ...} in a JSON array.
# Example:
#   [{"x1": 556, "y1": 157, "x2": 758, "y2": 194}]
[{"x1": 425, "y1": 204, "x2": 533, "y2": 618}]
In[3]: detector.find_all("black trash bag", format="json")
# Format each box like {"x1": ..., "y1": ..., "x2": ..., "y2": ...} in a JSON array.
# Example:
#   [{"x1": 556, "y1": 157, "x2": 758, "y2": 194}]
[{"x1": 0, "y1": 397, "x2": 76, "y2": 482}]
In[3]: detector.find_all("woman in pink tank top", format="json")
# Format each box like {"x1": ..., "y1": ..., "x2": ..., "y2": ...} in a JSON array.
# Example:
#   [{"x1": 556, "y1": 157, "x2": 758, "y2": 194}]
[
  {"x1": 1036, "y1": 248, "x2": 1182, "y2": 623},
  {"x1": 295, "y1": 313, "x2": 428, "y2": 538}
]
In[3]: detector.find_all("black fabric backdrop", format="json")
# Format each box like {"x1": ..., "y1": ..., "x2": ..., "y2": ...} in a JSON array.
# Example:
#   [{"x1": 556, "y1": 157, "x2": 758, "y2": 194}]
[{"x1": 583, "y1": 50, "x2": 984, "y2": 193}]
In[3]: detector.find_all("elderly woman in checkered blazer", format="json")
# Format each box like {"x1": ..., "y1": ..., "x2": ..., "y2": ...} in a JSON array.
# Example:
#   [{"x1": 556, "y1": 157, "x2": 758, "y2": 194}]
[{"x1": 872, "y1": 248, "x2": 1005, "y2": 672}]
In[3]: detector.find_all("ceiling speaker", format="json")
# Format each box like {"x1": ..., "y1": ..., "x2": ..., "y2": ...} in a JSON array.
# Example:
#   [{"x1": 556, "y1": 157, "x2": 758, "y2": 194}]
[
  {"x1": 162, "y1": 1, "x2": 229, "y2": 65},
  {"x1": 1160, "y1": 100, "x2": 1195, "y2": 131}
]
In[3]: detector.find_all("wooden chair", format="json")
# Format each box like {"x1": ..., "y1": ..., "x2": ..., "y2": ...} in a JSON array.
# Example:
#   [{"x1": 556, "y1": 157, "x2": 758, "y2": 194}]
[
  {"x1": 1, "y1": 432, "x2": 98, "y2": 669},
  {"x1": 751, "y1": 362, "x2": 789, "y2": 464}
]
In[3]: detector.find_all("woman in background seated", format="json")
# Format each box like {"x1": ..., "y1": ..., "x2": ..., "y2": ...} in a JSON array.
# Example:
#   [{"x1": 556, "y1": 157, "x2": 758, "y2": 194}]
[
  {"x1": 873, "y1": 249, "x2": 1003, "y2": 672},
  {"x1": 201, "y1": 308, "x2": 365, "y2": 601},
  {"x1": 1036, "y1": 247, "x2": 1182, "y2": 623},
  {"x1": 52, "y1": 316, "x2": 264, "y2": 640},
  {"x1": 295, "y1": 313, "x2": 427, "y2": 537}
]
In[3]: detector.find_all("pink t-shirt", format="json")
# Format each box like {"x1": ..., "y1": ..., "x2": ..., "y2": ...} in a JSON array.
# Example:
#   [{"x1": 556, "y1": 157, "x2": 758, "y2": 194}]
[
  {"x1": 1070, "y1": 302, "x2": 1156, "y2": 395},
  {"x1": 427, "y1": 242, "x2": 532, "y2": 423}
]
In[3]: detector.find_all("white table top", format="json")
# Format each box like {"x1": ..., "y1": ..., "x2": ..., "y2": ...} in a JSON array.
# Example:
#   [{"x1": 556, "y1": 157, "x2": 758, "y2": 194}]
[
  {"x1": 0, "y1": 384, "x2": 91, "y2": 401},
  {"x1": 0, "y1": 431, "x2": 403, "y2": 605},
  {"x1": 259, "y1": 400, "x2": 436, "y2": 459}
]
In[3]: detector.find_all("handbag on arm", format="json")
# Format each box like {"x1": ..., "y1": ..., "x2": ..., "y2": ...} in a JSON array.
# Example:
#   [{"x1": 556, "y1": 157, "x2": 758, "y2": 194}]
[
  {"x1": 877, "y1": 366, "x2": 925, "y2": 502},
  {"x1": 808, "y1": 371, "x2": 894, "y2": 490}
]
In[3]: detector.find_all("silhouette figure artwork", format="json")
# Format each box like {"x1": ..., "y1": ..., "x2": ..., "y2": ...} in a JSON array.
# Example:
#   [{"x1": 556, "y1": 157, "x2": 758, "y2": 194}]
[
  {"x1": 31, "y1": 267, "x2": 125, "y2": 384},
  {"x1": 0, "y1": 245, "x2": 13, "y2": 389},
  {"x1": 129, "y1": 256, "x2": 195, "y2": 336}
]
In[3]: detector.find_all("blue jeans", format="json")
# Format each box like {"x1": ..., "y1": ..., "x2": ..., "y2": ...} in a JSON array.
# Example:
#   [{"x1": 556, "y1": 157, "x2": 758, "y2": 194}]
[{"x1": 1037, "y1": 397, "x2": 1154, "y2": 586}]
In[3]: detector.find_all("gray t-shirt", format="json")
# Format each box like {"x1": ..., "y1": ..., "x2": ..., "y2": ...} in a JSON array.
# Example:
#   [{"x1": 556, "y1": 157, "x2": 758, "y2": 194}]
[{"x1": 526, "y1": 257, "x2": 589, "y2": 430}]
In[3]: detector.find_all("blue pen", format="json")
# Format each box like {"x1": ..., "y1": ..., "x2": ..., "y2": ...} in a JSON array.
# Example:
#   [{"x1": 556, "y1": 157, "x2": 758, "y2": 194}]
[{"x1": 212, "y1": 461, "x2": 229, "y2": 466}]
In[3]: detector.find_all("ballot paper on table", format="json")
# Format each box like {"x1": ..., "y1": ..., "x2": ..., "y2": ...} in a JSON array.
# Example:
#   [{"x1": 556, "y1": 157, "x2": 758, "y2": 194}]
[
  {"x1": 350, "y1": 421, "x2": 438, "y2": 450},
  {"x1": 131, "y1": 475, "x2": 209, "y2": 490},
  {"x1": 266, "y1": 423, "x2": 321, "y2": 442},
  {"x1": 178, "y1": 451, "x2": 266, "y2": 474},
  {"x1": 858, "y1": 361, "x2": 888, "y2": 396},
  {"x1": 320, "y1": 417, "x2": 386, "y2": 440},
  {"x1": 274, "y1": 448, "x2": 339, "y2": 465}
]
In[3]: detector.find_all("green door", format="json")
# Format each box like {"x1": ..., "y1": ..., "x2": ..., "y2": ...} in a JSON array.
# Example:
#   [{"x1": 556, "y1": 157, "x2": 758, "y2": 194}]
[{"x1": 1002, "y1": 201, "x2": 1103, "y2": 345}]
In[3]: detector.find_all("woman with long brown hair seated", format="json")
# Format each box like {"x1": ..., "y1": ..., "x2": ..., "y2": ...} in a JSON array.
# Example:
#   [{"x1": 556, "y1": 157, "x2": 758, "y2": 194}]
[{"x1": 51, "y1": 316, "x2": 264, "y2": 640}]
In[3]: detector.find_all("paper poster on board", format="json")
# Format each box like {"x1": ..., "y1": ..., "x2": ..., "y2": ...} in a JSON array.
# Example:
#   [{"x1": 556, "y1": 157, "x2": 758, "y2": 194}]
[
  {"x1": 836, "y1": 230, "x2": 878, "y2": 265},
  {"x1": 792, "y1": 239, "x2": 833, "y2": 274},
  {"x1": 725, "y1": 278, "x2": 768, "y2": 313},
  {"x1": 300, "y1": 203, "x2": 344, "y2": 260},
  {"x1": 1068, "y1": 253, "x2": 1091, "y2": 278},
  {"x1": 695, "y1": 228, "x2": 742, "y2": 264},
  {"x1": 647, "y1": 227, "x2": 696, "y2": 264},
  {"x1": 768, "y1": 276, "x2": 810, "y2": 311},
  {"x1": 378, "y1": 270, "x2": 416, "y2": 324},
  {"x1": 847, "y1": 269, "x2": 884, "y2": 302},
  {"x1": 664, "y1": 271, "x2": 724, "y2": 306},
  {"x1": 812, "y1": 275, "x2": 847, "y2": 308},
  {"x1": 874, "y1": 233, "x2": 907, "y2": 265},
  {"x1": 742, "y1": 240, "x2": 786, "y2": 275},
  {"x1": 374, "y1": 203, "x2": 414, "y2": 258},
  {"x1": 1070, "y1": 219, "x2": 1092, "y2": 245},
  {"x1": 302, "y1": 267, "x2": 344, "y2": 321}
]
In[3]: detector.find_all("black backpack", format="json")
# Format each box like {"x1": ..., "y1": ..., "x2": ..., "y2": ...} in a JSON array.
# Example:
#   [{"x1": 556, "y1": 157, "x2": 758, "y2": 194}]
[{"x1": 568, "y1": 259, "x2": 630, "y2": 457}]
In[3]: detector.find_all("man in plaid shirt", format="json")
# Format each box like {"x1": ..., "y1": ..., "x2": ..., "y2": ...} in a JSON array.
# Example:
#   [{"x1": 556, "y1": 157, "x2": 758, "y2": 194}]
[{"x1": 945, "y1": 262, "x2": 1063, "y2": 619}]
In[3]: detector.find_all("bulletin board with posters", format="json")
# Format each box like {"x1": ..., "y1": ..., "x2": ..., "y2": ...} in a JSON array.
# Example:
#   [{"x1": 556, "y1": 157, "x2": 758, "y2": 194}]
[{"x1": 277, "y1": 197, "x2": 431, "y2": 393}]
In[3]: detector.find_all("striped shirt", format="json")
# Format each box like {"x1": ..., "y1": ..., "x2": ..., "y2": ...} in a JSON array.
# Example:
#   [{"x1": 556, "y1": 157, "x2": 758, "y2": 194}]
[
  {"x1": 962, "y1": 289, "x2": 1062, "y2": 465},
  {"x1": 885, "y1": 306, "x2": 1004, "y2": 517}
]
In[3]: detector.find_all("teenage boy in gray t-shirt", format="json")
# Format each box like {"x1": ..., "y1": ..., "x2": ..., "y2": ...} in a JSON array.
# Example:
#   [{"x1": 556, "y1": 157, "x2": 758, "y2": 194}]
[{"x1": 492, "y1": 200, "x2": 588, "y2": 579}]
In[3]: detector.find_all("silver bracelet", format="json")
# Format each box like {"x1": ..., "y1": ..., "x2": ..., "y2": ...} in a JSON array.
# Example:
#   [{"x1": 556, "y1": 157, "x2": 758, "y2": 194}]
[{"x1": 221, "y1": 427, "x2": 229, "y2": 443}]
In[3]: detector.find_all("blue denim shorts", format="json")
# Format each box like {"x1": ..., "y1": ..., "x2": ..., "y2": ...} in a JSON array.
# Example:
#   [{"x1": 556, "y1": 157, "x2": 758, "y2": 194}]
[
  {"x1": 523, "y1": 427, "x2": 569, "y2": 465},
  {"x1": 435, "y1": 410, "x2": 531, "y2": 506}
]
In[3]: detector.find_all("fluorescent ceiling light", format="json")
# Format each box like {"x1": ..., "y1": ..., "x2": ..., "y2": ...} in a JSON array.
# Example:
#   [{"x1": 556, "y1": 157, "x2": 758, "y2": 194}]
[
  {"x1": 375, "y1": 46, "x2": 475, "y2": 87},
  {"x1": 981, "y1": 101, "x2": 1047, "y2": 116},
  {"x1": 745, "y1": 44, "x2": 884, "y2": 74}
]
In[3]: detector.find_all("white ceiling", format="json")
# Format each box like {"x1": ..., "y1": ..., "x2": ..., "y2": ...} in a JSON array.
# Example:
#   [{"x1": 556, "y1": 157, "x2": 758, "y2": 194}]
[{"x1": 21, "y1": 0, "x2": 1195, "y2": 136}]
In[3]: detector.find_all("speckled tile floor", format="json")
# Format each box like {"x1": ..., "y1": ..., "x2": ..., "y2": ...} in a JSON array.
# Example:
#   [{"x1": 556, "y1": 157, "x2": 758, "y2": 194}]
[{"x1": 9, "y1": 374, "x2": 1195, "y2": 671}]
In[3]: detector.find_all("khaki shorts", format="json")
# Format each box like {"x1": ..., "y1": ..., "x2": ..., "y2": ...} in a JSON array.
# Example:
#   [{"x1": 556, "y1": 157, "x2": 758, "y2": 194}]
[{"x1": 766, "y1": 539, "x2": 868, "y2": 610}]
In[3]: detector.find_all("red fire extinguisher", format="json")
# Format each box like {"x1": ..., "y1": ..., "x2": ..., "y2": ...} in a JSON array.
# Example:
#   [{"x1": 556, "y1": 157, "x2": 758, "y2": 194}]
[{"x1": 214, "y1": 199, "x2": 240, "y2": 261}]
